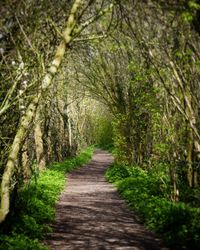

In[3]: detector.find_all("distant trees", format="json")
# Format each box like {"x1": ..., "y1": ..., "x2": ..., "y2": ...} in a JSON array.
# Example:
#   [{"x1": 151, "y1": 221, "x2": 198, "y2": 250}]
[{"x1": 73, "y1": 0, "x2": 200, "y2": 201}]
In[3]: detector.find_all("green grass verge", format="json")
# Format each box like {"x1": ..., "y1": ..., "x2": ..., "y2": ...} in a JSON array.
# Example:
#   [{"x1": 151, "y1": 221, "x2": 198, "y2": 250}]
[
  {"x1": 0, "y1": 146, "x2": 94, "y2": 250},
  {"x1": 106, "y1": 164, "x2": 200, "y2": 250}
]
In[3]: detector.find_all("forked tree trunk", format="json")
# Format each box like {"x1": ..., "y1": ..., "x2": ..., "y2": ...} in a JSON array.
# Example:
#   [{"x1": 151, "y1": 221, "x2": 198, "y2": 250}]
[{"x1": 0, "y1": 0, "x2": 82, "y2": 223}]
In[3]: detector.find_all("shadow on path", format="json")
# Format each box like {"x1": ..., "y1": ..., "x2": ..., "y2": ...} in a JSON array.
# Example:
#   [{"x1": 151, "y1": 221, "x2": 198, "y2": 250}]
[{"x1": 44, "y1": 149, "x2": 168, "y2": 250}]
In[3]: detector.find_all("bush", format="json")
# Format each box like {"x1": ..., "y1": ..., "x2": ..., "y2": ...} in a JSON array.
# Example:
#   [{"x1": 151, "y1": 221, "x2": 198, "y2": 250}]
[
  {"x1": 106, "y1": 164, "x2": 200, "y2": 249},
  {"x1": 105, "y1": 164, "x2": 130, "y2": 182}
]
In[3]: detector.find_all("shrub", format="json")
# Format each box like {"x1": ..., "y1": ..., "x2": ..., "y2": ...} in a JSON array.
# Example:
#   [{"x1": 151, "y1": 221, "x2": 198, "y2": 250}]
[{"x1": 105, "y1": 164, "x2": 130, "y2": 182}]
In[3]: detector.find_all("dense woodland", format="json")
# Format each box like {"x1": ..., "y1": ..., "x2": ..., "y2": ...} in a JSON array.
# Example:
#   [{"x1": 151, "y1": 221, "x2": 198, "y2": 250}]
[{"x1": 0, "y1": 0, "x2": 200, "y2": 249}]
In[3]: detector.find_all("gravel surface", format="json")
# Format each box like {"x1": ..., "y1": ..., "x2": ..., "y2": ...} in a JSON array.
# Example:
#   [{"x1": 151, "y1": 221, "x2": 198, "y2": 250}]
[{"x1": 44, "y1": 149, "x2": 169, "y2": 250}]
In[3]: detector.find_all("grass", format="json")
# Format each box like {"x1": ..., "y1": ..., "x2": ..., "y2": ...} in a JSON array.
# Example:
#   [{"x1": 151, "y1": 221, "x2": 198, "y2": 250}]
[
  {"x1": 0, "y1": 146, "x2": 94, "y2": 250},
  {"x1": 106, "y1": 164, "x2": 200, "y2": 250}
]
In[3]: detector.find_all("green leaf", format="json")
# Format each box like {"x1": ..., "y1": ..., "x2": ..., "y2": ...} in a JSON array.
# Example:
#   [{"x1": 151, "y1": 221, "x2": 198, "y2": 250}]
[
  {"x1": 188, "y1": 1, "x2": 200, "y2": 10},
  {"x1": 181, "y1": 12, "x2": 194, "y2": 22}
]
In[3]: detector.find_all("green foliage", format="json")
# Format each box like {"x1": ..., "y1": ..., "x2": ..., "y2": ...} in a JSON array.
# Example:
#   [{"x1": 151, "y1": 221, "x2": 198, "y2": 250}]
[
  {"x1": 181, "y1": 11, "x2": 194, "y2": 22},
  {"x1": 110, "y1": 64, "x2": 161, "y2": 166},
  {"x1": 112, "y1": 114, "x2": 131, "y2": 165},
  {"x1": 0, "y1": 146, "x2": 94, "y2": 250},
  {"x1": 188, "y1": 1, "x2": 200, "y2": 10},
  {"x1": 105, "y1": 164, "x2": 130, "y2": 182},
  {"x1": 97, "y1": 143, "x2": 114, "y2": 153},
  {"x1": 179, "y1": 185, "x2": 200, "y2": 207},
  {"x1": 106, "y1": 164, "x2": 200, "y2": 249},
  {"x1": 91, "y1": 112, "x2": 113, "y2": 148},
  {"x1": 0, "y1": 234, "x2": 48, "y2": 250},
  {"x1": 181, "y1": 1, "x2": 200, "y2": 22},
  {"x1": 96, "y1": 119, "x2": 113, "y2": 147}
]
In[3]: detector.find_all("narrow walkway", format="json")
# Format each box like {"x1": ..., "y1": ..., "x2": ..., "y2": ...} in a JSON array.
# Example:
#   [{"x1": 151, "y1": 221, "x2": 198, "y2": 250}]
[{"x1": 45, "y1": 150, "x2": 168, "y2": 250}]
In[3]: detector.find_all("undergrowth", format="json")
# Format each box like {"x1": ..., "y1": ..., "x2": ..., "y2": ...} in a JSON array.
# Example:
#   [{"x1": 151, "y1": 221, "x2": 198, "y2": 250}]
[
  {"x1": 106, "y1": 164, "x2": 200, "y2": 250},
  {"x1": 96, "y1": 143, "x2": 114, "y2": 153},
  {"x1": 0, "y1": 146, "x2": 94, "y2": 250}
]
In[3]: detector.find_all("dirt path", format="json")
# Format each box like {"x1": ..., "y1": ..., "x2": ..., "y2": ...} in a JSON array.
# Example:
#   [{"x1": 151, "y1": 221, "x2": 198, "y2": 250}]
[{"x1": 45, "y1": 150, "x2": 168, "y2": 250}]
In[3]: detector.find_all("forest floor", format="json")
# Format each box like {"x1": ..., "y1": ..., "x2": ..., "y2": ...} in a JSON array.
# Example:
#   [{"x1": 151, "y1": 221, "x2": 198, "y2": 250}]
[{"x1": 44, "y1": 149, "x2": 168, "y2": 250}]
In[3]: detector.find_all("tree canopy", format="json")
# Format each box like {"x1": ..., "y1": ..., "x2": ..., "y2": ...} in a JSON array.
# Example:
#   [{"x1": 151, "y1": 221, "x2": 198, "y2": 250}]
[{"x1": 0, "y1": 0, "x2": 200, "y2": 249}]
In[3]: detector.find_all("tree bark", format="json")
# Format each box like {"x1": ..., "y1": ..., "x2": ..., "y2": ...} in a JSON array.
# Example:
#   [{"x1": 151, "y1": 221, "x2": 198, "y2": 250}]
[{"x1": 34, "y1": 109, "x2": 46, "y2": 170}]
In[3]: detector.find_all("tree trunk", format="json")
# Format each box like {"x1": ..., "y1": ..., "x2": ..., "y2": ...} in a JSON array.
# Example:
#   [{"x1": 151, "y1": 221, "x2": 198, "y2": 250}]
[
  {"x1": 187, "y1": 127, "x2": 193, "y2": 187},
  {"x1": 34, "y1": 109, "x2": 46, "y2": 170},
  {"x1": 22, "y1": 140, "x2": 30, "y2": 181},
  {"x1": 0, "y1": 0, "x2": 82, "y2": 223}
]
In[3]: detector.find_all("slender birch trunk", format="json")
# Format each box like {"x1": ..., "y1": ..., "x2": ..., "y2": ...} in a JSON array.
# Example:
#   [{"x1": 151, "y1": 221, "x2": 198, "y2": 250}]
[
  {"x1": 34, "y1": 109, "x2": 46, "y2": 170},
  {"x1": 0, "y1": 0, "x2": 82, "y2": 223},
  {"x1": 22, "y1": 139, "x2": 30, "y2": 181},
  {"x1": 19, "y1": 72, "x2": 30, "y2": 180}
]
